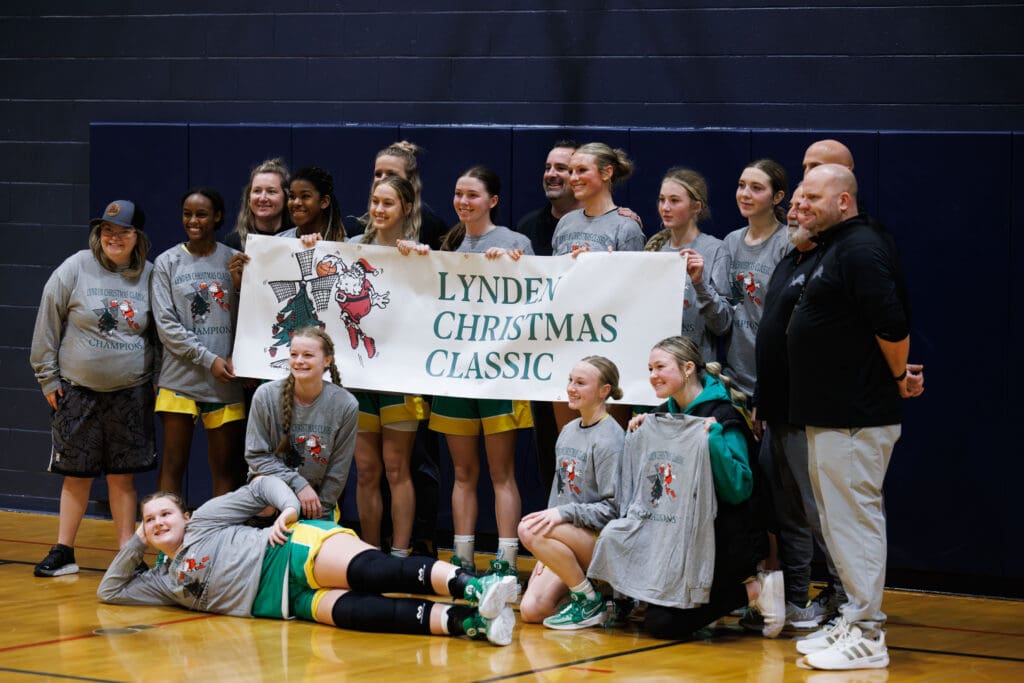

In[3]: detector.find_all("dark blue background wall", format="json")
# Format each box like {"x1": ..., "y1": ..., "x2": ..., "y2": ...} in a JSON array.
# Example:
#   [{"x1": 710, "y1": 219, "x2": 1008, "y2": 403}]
[{"x1": 2, "y1": 3, "x2": 1021, "y2": 596}]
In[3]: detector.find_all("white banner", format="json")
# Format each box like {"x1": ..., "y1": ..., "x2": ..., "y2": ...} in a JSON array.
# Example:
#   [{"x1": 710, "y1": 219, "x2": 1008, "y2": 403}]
[{"x1": 234, "y1": 235, "x2": 686, "y2": 405}]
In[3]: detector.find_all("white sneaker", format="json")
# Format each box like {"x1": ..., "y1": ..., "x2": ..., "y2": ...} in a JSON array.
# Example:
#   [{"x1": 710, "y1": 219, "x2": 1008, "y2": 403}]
[
  {"x1": 803, "y1": 626, "x2": 889, "y2": 670},
  {"x1": 751, "y1": 570, "x2": 785, "y2": 638},
  {"x1": 796, "y1": 617, "x2": 850, "y2": 655},
  {"x1": 484, "y1": 605, "x2": 516, "y2": 646}
]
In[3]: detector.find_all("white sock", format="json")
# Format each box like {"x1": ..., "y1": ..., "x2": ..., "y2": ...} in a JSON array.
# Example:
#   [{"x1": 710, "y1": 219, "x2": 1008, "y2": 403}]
[
  {"x1": 453, "y1": 534, "x2": 475, "y2": 570},
  {"x1": 390, "y1": 546, "x2": 410, "y2": 558},
  {"x1": 497, "y1": 537, "x2": 519, "y2": 569},
  {"x1": 570, "y1": 578, "x2": 598, "y2": 601},
  {"x1": 438, "y1": 605, "x2": 451, "y2": 635}
]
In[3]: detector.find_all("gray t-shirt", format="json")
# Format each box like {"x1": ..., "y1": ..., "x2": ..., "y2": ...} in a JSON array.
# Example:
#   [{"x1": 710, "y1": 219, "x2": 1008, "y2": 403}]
[
  {"x1": 152, "y1": 242, "x2": 242, "y2": 403},
  {"x1": 31, "y1": 250, "x2": 156, "y2": 394},
  {"x1": 659, "y1": 232, "x2": 732, "y2": 364},
  {"x1": 551, "y1": 209, "x2": 645, "y2": 255},
  {"x1": 721, "y1": 225, "x2": 791, "y2": 397},
  {"x1": 245, "y1": 379, "x2": 359, "y2": 515},
  {"x1": 97, "y1": 476, "x2": 302, "y2": 618},
  {"x1": 454, "y1": 225, "x2": 534, "y2": 254},
  {"x1": 548, "y1": 415, "x2": 624, "y2": 531},
  {"x1": 588, "y1": 413, "x2": 717, "y2": 609}
]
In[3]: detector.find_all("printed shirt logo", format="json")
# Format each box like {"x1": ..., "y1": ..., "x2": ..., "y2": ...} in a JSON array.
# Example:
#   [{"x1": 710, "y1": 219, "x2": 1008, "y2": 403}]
[
  {"x1": 734, "y1": 271, "x2": 765, "y2": 306},
  {"x1": 266, "y1": 249, "x2": 390, "y2": 368},
  {"x1": 556, "y1": 457, "x2": 582, "y2": 496},
  {"x1": 295, "y1": 433, "x2": 327, "y2": 465},
  {"x1": 177, "y1": 554, "x2": 211, "y2": 600},
  {"x1": 188, "y1": 281, "x2": 230, "y2": 323},
  {"x1": 92, "y1": 298, "x2": 140, "y2": 334},
  {"x1": 647, "y1": 462, "x2": 677, "y2": 505}
]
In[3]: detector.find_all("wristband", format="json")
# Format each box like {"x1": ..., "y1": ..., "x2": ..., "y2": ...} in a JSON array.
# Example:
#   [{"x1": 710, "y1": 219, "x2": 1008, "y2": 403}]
[{"x1": 893, "y1": 369, "x2": 907, "y2": 382}]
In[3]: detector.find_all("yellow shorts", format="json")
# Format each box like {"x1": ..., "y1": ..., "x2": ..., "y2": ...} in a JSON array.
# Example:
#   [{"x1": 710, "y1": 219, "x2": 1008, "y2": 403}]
[{"x1": 155, "y1": 388, "x2": 245, "y2": 429}]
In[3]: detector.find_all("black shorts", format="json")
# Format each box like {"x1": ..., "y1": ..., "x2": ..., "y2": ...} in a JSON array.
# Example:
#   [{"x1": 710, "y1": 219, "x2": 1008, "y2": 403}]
[{"x1": 49, "y1": 380, "x2": 157, "y2": 477}]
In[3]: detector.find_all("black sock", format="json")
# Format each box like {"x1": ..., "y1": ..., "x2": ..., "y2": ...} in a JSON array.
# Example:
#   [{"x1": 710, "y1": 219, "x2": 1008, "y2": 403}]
[
  {"x1": 448, "y1": 568, "x2": 473, "y2": 600},
  {"x1": 445, "y1": 604, "x2": 475, "y2": 636}
]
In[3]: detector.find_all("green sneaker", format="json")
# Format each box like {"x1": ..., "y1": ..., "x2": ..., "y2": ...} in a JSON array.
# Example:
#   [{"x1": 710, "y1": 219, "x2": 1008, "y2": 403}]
[
  {"x1": 485, "y1": 558, "x2": 517, "y2": 577},
  {"x1": 543, "y1": 591, "x2": 607, "y2": 630},
  {"x1": 450, "y1": 554, "x2": 474, "y2": 573},
  {"x1": 463, "y1": 605, "x2": 515, "y2": 646},
  {"x1": 463, "y1": 574, "x2": 519, "y2": 619}
]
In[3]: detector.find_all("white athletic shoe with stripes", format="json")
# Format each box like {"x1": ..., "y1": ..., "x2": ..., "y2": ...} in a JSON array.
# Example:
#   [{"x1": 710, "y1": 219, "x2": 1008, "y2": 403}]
[{"x1": 802, "y1": 625, "x2": 889, "y2": 670}]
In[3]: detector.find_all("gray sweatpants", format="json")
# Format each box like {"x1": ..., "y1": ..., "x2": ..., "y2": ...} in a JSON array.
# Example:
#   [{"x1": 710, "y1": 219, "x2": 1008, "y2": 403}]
[
  {"x1": 763, "y1": 421, "x2": 843, "y2": 604},
  {"x1": 806, "y1": 424, "x2": 900, "y2": 638}
]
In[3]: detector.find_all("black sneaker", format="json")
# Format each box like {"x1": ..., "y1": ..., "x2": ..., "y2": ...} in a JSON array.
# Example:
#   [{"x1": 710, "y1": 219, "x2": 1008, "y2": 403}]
[{"x1": 34, "y1": 544, "x2": 79, "y2": 577}]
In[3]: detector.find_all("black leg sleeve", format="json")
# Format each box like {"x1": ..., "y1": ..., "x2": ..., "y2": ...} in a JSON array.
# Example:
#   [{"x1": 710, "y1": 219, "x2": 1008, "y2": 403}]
[
  {"x1": 346, "y1": 548, "x2": 437, "y2": 595},
  {"x1": 331, "y1": 591, "x2": 434, "y2": 635}
]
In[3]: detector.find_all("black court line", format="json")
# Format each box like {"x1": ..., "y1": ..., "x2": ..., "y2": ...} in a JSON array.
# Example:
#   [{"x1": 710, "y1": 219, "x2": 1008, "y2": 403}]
[
  {"x1": 890, "y1": 645, "x2": 1024, "y2": 663},
  {"x1": 0, "y1": 667, "x2": 122, "y2": 682},
  {"x1": 472, "y1": 639, "x2": 688, "y2": 683},
  {"x1": 1, "y1": 558, "x2": 106, "y2": 573}
]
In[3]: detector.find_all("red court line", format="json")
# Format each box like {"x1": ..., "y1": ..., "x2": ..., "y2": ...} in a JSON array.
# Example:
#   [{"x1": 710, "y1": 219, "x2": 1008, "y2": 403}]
[
  {"x1": 0, "y1": 614, "x2": 217, "y2": 653},
  {"x1": 569, "y1": 667, "x2": 615, "y2": 673}
]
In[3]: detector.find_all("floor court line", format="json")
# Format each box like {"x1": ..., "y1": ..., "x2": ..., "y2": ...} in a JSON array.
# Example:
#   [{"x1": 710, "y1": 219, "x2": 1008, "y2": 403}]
[
  {"x1": 888, "y1": 646, "x2": 1024, "y2": 663},
  {"x1": 0, "y1": 668, "x2": 121, "y2": 683},
  {"x1": 0, "y1": 614, "x2": 217, "y2": 654}
]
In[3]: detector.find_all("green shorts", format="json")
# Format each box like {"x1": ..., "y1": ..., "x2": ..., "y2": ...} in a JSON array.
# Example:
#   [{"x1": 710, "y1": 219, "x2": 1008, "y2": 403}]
[
  {"x1": 352, "y1": 390, "x2": 429, "y2": 433},
  {"x1": 251, "y1": 519, "x2": 357, "y2": 622},
  {"x1": 428, "y1": 397, "x2": 533, "y2": 436}
]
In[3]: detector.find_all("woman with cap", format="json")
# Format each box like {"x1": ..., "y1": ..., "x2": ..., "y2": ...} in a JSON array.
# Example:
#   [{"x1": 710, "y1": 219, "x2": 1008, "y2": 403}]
[
  {"x1": 30, "y1": 199, "x2": 158, "y2": 577},
  {"x1": 152, "y1": 187, "x2": 246, "y2": 499}
]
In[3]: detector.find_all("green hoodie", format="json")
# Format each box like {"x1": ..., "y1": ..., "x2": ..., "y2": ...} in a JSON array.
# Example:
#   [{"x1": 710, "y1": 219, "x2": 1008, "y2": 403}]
[{"x1": 665, "y1": 374, "x2": 753, "y2": 505}]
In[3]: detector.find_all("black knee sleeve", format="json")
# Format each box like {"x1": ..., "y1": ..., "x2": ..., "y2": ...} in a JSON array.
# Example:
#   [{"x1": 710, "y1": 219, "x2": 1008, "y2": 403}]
[
  {"x1": 331, "y1": 591, "x2": 433, "y2": 635},
  {"x1": 346, "y1": 548, "x2": 437, "y2": 594}
]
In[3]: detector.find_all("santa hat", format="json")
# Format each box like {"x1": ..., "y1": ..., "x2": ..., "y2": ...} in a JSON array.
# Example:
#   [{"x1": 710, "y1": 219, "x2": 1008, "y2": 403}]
[{"x1": 353, "y1": 258, "x2": 379, "y2": 275}]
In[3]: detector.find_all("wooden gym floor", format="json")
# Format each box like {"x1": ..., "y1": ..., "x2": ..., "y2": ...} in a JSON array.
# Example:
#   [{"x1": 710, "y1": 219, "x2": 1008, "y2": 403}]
[{"x1": 1, "y1": 511, "x2": 1021, "y2": 682}]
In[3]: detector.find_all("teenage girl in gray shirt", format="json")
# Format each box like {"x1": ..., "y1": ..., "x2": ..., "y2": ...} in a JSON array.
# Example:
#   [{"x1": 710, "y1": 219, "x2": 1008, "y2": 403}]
[
  {"x1": 518, "y1": 356, "x2": 625, "y2": 631},
  {"x1": 646, "y1": 167, "x2": 732, "y2": 364},
  {"x1": 722, "y1": 160, "x2": 790, "y2": 398},
  {"x1": 152, "y1": 188, "x2": 244, "y2": 498},
  {"x1": 245, "y1": 327, "x2": 358, "y2": 521}
]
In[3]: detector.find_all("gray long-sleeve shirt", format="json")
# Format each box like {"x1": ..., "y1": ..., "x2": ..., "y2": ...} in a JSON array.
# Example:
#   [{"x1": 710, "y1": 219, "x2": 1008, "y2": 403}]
[
  {"x1": 722, "y1": 225, "x2": 791, "y2": 396},
  {"x1": 549, "y1": 415, "x2": 624, "y2": 531},
  {"x1": 30, "y1": 250, "x2": 156, "y2": 394},
  {"x1": 245, "y1": 379, "x2": 358, "y2": 515},
  {"x1": 97, "y1": 476, "x2": 301, "y2": 617},
  {"x1": 151, "y1": 242, "x2": 242, "y2": 403},
  {"x1": 659, "y1": 232, "x2": 733, "y2": 364},
  {"x1": 588, "y1": 414, "x2": 717, "y2": 609}
]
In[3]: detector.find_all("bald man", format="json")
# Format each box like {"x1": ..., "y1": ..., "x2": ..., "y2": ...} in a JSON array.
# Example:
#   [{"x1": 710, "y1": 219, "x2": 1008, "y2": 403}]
[
  {"x1": 802, "y1": 139, "x2": 855, "y2": 176},
  {"x1": 787, "y1": 164, "x2": 922, "y2": 671}
]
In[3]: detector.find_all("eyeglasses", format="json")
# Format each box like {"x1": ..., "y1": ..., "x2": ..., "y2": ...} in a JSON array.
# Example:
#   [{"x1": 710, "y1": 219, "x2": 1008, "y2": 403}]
[{"x1": 101, "y1": 226, "x2": 136, "y2": 239}]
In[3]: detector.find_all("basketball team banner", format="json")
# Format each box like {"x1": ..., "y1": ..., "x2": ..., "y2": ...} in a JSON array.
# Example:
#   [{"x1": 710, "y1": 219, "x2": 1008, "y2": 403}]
[{"x1": 233, "y1": 235, "x2": 686, "y2": 405}]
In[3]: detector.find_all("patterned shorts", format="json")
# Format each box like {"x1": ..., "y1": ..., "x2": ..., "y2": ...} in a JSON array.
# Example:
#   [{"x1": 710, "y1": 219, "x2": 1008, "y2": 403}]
[
  {"x1": 428, "y1": 397, "x2": 533, "y2": 436},
  {"x1": 49, "y1": 380, "x2": 157, "y2": 477}
]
